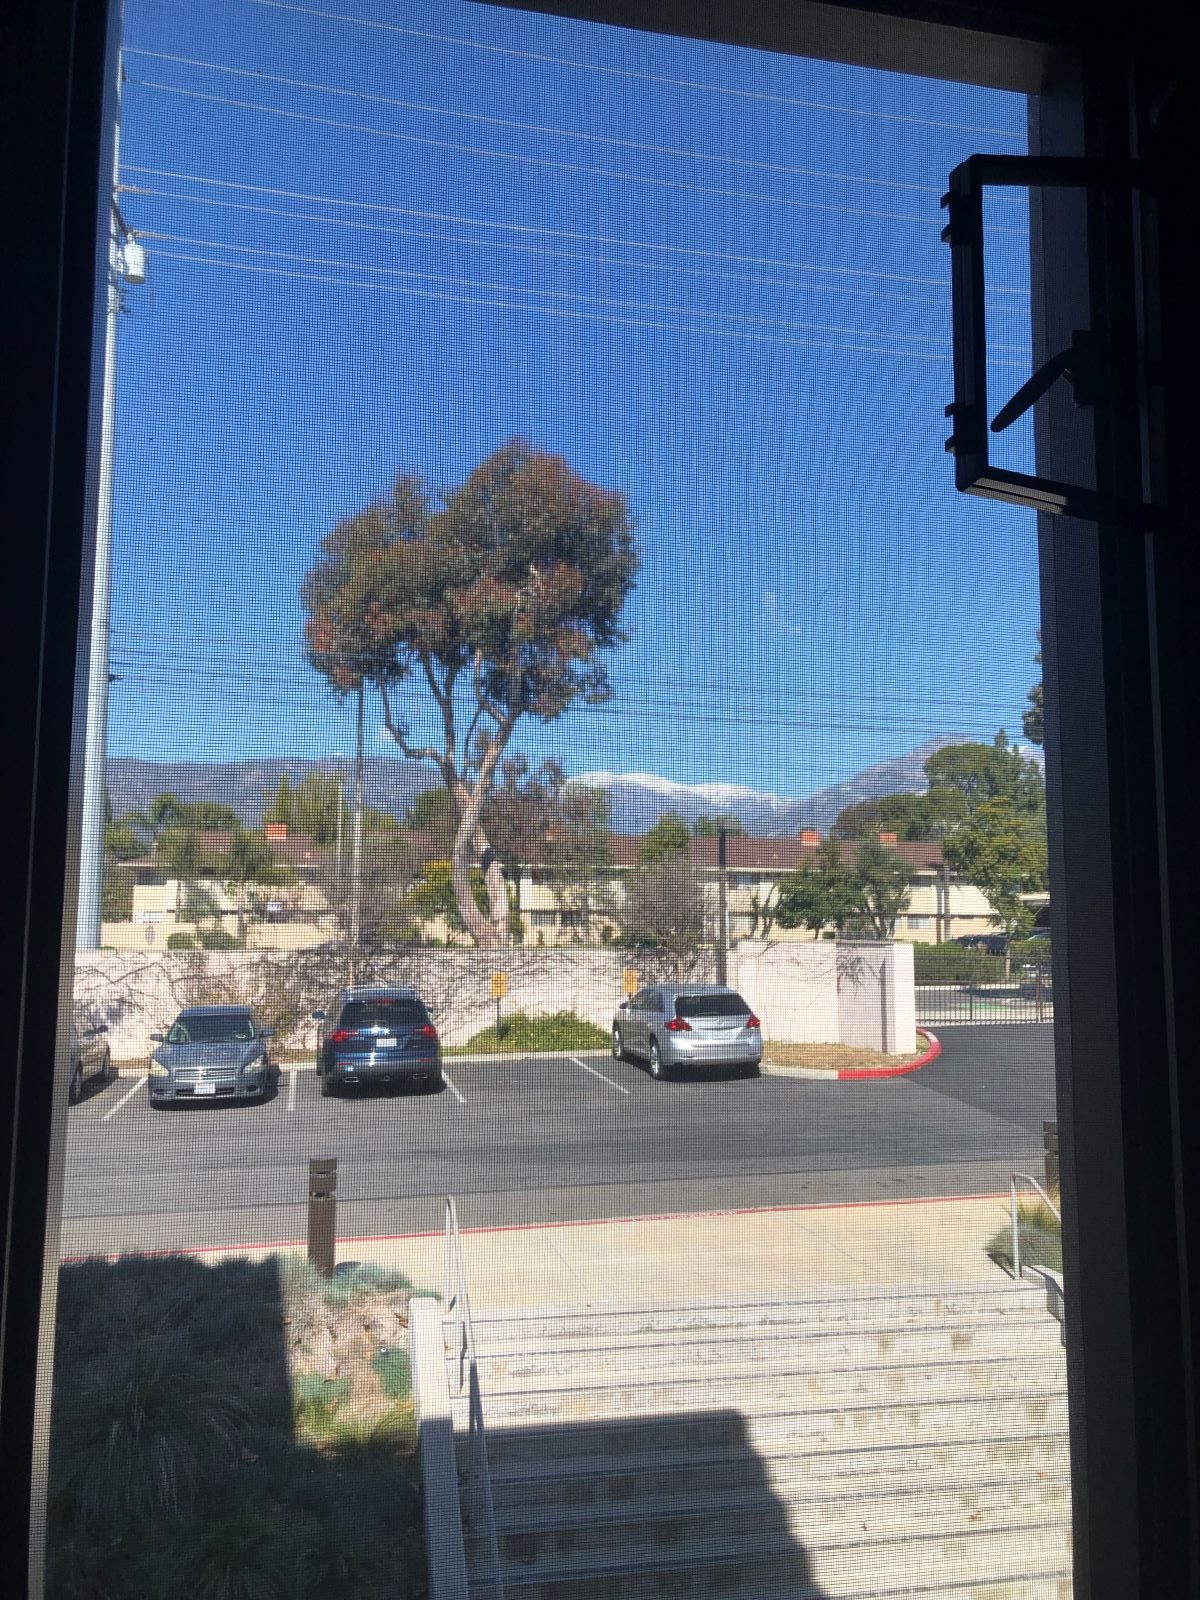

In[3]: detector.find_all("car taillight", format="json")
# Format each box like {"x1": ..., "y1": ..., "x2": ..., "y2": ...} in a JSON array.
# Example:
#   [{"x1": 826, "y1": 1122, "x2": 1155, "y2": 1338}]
[
  {"x1": 328, "y1": 1028, "x2": 358, "y2": 1044},
  {"x1": 414, "y1": 1024, "x2": 438, "y2": 1041},
  {"x1": 665, "y1": 1016, "x2": 692, "y2": 1032},
  {"x1": 745, "y1": 1014, "x2": 761, "y2": 1030}
]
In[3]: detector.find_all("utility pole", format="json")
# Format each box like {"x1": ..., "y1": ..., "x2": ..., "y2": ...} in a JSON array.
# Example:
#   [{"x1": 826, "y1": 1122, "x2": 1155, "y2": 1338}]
[
  {"x1": 715, "y1": 827, "x2": 729, "y2": 986},
  {"x1": 76, "y1": 51, "x2": 146, "y2": 951},
  {"x1": 940, "y1": 857, "x2": 953, "y2": 944},
  {"x1": 348, "y1": 683, "x2": 364, "y2": 983}
]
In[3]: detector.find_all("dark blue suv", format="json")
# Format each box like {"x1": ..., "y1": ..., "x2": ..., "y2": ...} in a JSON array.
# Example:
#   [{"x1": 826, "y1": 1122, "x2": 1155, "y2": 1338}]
[{"x1": 312, "y1": 987, "x2": 442, "y2": 1096}]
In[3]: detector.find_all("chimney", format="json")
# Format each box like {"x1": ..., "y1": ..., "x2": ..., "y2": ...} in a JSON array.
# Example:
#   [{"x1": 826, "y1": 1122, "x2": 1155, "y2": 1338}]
[
  {"x1": 878, "y1": 831, "x2": 898, "y2": 846},
  {"x1": 798, "y1": 829, "x2": 820, "y2": 847},
  {"x1": 265, "y1": 822, "x2": 288, "y2": 842}
]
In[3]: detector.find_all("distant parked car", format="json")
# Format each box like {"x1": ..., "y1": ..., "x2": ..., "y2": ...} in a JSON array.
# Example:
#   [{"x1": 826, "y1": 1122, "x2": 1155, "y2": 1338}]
[
  {"x1": 312, "y1": 987, "x2": 442, "y2": 1096},
  {"x1": 953, "y1": 934, "x2": 1007, "y2": 955},
  {"x1": 612, "y1": 984, "x2": 762, "y2": 1081},
  {"x1": 67, "y1": 1004, "x2": 114, "y2": 1103},
  {"x1": 148, "y1": 1005, "x2": 277, "y2": 1107}
]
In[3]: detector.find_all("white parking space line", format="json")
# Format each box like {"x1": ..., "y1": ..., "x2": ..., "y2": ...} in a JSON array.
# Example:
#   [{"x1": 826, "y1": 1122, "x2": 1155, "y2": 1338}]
[
  {"x1": 287, "y1": 1069, "x2": 297, "y2": 1111},
  {"x1": 441, "y1": 1068, "x2": 466, "y2": 1105},
  {"x1": 568, "y1": 1055, "x2": 631, "y2": 1095},
  {"x1": 101, "y1": 1075, "x2": 146, "y2": 1122}
]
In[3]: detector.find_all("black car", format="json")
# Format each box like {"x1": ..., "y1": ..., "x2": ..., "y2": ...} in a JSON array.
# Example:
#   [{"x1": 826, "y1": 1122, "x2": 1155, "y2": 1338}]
[{"x1": 312, "y1": 987, "x2": 442, "y2": 1096}]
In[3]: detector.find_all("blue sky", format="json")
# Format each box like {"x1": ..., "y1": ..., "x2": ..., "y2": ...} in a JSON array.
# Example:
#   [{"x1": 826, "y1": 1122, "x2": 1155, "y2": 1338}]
[{"x1": 106, "y1": 0, "x2": 1038, "y2": 798}]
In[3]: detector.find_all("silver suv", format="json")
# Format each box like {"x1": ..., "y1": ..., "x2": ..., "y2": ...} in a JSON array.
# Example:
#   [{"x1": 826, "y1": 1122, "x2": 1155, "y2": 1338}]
[{"x1": 612, "y1": 984, "x2": 762, "y2": 1080}]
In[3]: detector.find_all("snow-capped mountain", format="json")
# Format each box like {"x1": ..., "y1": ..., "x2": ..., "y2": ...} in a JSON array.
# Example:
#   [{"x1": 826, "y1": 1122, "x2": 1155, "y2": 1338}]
[
  {"x1": 574, "y1": 736, "x2": 975, "y2": 836},
  {"x1": 108, "y1": 734, "x2": 1040, "y2": 841}
]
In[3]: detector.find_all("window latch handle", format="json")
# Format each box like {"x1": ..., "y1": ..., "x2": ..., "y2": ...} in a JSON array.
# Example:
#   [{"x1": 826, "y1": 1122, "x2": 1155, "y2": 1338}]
[{"x1": 991, "y1": 330, "x2": 1097, "y2": 433}]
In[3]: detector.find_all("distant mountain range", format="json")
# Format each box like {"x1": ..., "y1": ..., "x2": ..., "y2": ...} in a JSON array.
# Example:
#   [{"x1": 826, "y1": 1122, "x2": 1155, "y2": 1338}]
[
  {"x1": 574, "y1": 737, "x2": 973, "y2": 836},
  {"x1": 106, "y1": 756, "x2": 439, "y2": 829},
  {"x1": 107, "y1": 735, "x2": 1044, "y2": 839}
]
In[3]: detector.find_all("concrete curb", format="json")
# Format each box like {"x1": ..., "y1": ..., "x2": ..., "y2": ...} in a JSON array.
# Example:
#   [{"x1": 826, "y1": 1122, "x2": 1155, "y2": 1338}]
[{"x1": 763, "y1": 1031, "x2": 942, "y2": 1083}]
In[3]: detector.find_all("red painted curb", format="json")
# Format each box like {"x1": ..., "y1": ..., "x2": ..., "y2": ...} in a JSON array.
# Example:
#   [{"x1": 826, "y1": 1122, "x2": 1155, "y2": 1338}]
[
  {"x1": 60, "y1": 1181, "x2": 1002, "y2": 1263},
  {"x1": 837, "y1": 1030, "x2": 942, "y2": 1080}
]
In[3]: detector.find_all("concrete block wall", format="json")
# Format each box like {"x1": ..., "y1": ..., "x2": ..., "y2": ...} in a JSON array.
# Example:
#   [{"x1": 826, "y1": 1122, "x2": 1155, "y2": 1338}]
[{"x1": 73, "y1": 939, "x2": 916, "y2": 1062}]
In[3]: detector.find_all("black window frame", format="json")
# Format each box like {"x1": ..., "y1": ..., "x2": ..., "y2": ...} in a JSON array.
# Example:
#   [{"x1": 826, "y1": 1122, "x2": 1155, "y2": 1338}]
[{"x1": 5, "y1": 3, "x2": 1198, "y2": 1598}]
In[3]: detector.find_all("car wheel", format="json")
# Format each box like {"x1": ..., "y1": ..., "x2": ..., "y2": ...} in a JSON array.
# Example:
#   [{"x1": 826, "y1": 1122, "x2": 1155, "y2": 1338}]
[
  {"x1": 320, "y1": 1071, "x2": 336, "y2": 1098},
  {"x1": 68, "y1": 1062, "x2": 83, "y2": 1104},
  {"x1": 612, "y1": 1027, "x2": 625, "y2": 1062},
  {"x1": 648, "y1": 1040, "x2": 669, "y2": 1081},
  {"x1": 103, "y1": 1050, "x2": 116, "y2": 1083},
  {"x1": 427, "y1": 1072, "x2": 444, "y2": 1093}
]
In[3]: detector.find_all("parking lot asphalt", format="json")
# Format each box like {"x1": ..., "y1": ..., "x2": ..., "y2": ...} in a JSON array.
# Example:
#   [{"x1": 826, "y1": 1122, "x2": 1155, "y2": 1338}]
[{"x1": 59, "y1": 1024, "x2": 1057, "y2": 1258}]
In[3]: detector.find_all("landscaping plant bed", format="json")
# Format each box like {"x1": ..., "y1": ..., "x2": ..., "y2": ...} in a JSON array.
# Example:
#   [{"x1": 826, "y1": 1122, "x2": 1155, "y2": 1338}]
[
  {"x1": 47, "y1": 1252, "x2": 427, "y2": 1600},
  {"x1": 764, "y1": 1033, "x2": 936, "y2": 1076}
]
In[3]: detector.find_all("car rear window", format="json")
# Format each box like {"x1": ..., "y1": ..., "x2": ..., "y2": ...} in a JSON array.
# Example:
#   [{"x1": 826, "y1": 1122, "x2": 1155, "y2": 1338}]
[
  {"x1": 339, "y1": 999, "x2": 428, "y2": 1030},
  {"x1": 674, "y1": 993, "x2": 750, "y2": 1019},
  {"x1": 167, "y1": 1014, "x2": 256, "y2": 1044}
]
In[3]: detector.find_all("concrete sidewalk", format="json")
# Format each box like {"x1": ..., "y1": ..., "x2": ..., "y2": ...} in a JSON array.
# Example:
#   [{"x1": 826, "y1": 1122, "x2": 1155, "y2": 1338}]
[{"x1": 268, "y1": 1194, "x2": 1014, "y2": 1309}]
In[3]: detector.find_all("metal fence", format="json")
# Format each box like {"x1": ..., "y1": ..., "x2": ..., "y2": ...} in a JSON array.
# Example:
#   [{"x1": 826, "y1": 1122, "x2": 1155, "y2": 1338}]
[{"x1": 916, "y1": 964, "x2": 1053, "y2": 1026}]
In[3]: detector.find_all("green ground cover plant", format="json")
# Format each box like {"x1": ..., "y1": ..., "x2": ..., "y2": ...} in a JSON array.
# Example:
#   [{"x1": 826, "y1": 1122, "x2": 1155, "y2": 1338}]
[{"x1": 47, "y1": 1251, "x2": 426, "y2": 1600}]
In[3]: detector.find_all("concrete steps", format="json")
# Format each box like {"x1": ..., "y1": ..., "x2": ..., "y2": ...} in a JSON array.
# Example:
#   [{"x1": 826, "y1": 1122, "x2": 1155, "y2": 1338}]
[
  {"x1": 445, "y1": 1285, "x2": 1072, "y2": 1598},
  {"x1": 469, "y1": 1312, "x2": 1064, "y2": 1385}
]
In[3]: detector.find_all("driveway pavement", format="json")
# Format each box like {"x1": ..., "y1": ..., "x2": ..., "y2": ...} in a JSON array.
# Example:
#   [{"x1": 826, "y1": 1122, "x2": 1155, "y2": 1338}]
[{"x1": 60, "y1": 1024, "x2": 1056, "y2": 1258}]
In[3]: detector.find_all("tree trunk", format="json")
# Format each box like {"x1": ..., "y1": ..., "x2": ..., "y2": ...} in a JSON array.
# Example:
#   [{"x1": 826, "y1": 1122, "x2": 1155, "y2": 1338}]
[
  {"x1": 451, "y1": 787, "x2": 501, "y2": 948},
  {"x1": 349, "y1": 684, "x2": 364, "y2": 981}
]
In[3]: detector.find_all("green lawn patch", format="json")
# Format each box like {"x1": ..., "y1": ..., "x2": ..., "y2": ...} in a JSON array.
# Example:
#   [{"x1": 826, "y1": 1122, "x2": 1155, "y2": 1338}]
[
  {"x1": 47, "y1": 1252, "x2": 427, "y2": 1600},
  {"x1": 447, "y1": 1009, "x2": 610, "y2": 1054}
]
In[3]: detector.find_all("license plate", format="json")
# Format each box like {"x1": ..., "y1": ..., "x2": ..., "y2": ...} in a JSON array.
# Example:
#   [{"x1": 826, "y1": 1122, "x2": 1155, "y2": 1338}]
[
  {"x1": 193, "y1": 1081, "x2": 216, "y2": 1096},
  {"x1": 375, "y1": 1038, "x2": 397, "y2": 1049}
]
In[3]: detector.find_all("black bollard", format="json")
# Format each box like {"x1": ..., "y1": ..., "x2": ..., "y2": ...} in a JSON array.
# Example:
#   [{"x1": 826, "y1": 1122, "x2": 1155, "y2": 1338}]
[{"x1": 308, "y1": 1156, "x2": 337, "y2": 1278}]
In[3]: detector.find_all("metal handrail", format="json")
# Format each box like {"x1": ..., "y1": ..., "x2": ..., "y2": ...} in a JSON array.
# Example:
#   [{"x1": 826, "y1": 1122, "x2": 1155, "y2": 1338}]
[
  {"x1": 1009, "y1": 1172, "x2": 1061, "y2": 1282},
  {"x1": 444, "y1": 1196, "x2": 505, "y2": 1600}
]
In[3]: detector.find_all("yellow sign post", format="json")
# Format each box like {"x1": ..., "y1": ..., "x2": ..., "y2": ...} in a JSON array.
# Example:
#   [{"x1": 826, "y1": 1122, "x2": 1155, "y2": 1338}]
[
  {"x1": 490, "y1": 971, "x2": 508, "y2": 1041},
  {"x1": 622, "y1": 968, "x2": 639, "y2": 996}
]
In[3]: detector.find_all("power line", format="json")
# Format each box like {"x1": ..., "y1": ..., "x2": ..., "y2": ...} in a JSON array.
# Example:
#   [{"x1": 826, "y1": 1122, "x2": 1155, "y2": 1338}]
[
  {"x1": 113, "y1": 635, "x2": 1029, "y2": 716},
  {"x1": 123, "y1": 49, "x2": 966, "y2": 198},
  {"x1": 128, "y1": 181, "x2": 969, "y2": 314},
  {"x1": 142, "y1": 226, "x2": 1026, "y2": 353},
  {"x1": 125, "y1": 164, "x2": 1030, "y2": 298},
  {"x1": 250, "y1": 0, "x2": 1026, "y2": 141},
  {"x1": 108, "y1": 661, "x2": 998, "y2": 740},
  {"x1": 150, "y1": 244, "x2": 1026, "y2": 367},
  {"x1": 131, "y1": 78, "x2": 1028, "y2": 234}
]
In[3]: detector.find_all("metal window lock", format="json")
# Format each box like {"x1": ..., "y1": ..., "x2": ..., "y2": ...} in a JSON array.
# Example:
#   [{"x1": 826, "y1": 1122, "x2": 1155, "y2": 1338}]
[{"x1": 940, "y1": 155, "x2": 1163, "y2": 528}]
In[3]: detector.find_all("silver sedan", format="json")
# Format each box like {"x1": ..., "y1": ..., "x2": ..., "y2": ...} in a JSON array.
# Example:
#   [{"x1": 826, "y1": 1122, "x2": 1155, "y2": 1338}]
[{"x1": 612, "y1": 984, "x2": 762, "y2": 1080}]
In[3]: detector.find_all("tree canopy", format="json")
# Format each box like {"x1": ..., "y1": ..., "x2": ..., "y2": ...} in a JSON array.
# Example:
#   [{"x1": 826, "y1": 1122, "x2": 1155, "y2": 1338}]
[
  {"x1": 774, "y1": 839, "x2": 911, "y2": 939},
  {"x1": 301, "y1": 439, "x2": 637, "y2": 947},
  {"x1": 1023, "y1": 633, "x2": 1044, "y2": 746},
  {"x1": 638, "y1": 813, "x2": 691, "y2": 864},
  {"x1": 942, "y1": 796, "x2": 1047, "y2": 946}
]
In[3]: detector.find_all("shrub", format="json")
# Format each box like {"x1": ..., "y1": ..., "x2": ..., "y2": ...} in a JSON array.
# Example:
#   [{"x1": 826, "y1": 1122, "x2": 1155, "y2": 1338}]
[
  {"x1": 167, "y1": 931, "x2": 197, "y2": 950},
  {"x1": 914, "y1": 942, "x2": 1005, "y2": 984},
  {"x1": 198, "y1": 926, "x2": 240, "y2": 950},
  {"x1": 453, "y1": 1010, "x2": 611, "y2": 1054}
]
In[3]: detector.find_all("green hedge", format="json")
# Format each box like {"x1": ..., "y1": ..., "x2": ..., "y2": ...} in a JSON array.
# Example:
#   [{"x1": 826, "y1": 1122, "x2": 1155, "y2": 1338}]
[{"x1": 914, "y1": 943, "x2": 1006, "y2": 984}]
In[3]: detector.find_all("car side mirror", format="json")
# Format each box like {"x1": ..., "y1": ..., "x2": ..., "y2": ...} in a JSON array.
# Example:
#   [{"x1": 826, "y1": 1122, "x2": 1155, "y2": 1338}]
[
  {"x1": 260, "y1": 1026, "x2": 275, "y2": 1038},
  {"x1": 618, "y1": 1000, "x2": 629, "y2": 1010},
  {"x1": 311, "y1": 1010, "x2": 326, "y2": 1022},
  {"x1": 149, "y1": 1032, "x2": 164, "y2": 1042},
  {"x1": 94, "y1": 1022, "x2": 109, "y2": 1034}
]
